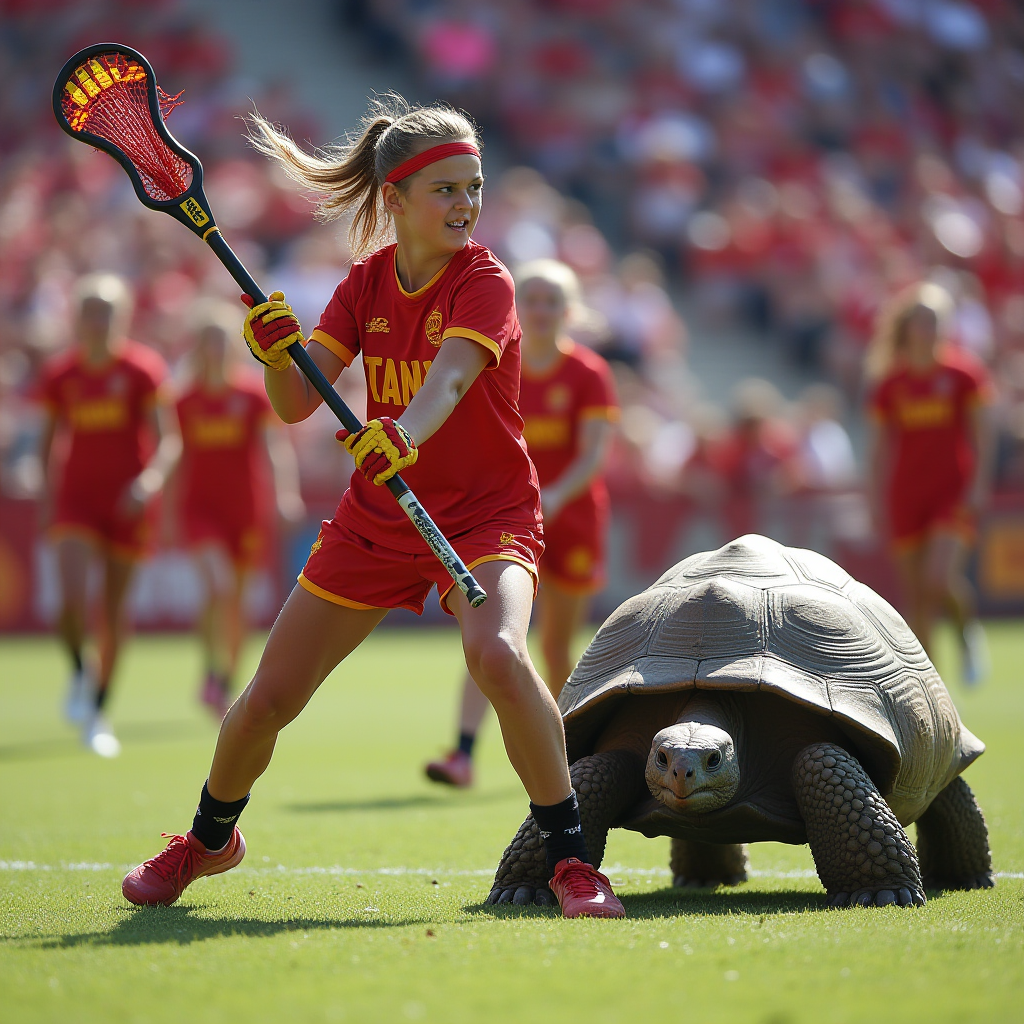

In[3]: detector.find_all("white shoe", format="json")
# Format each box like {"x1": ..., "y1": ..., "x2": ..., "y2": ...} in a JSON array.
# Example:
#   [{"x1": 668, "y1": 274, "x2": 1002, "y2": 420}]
[
  {"x1": 962, "y1": 620, "x2": 990, "y2": 688},
  {"x1": 84, "y1": 714, "x2": 121, "y2": 758},
  {"x1": 65, "y1": 667, "x2": 95, "y2": 724}
]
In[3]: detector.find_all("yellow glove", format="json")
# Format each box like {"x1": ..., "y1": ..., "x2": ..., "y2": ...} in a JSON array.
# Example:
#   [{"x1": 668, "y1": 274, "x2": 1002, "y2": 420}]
[
  {"x1": 337, "y1": 417, "x2": 418, "y2": 486},
  {"x1": 242, "y1": 291, "x2": 304, "y2": 370}
]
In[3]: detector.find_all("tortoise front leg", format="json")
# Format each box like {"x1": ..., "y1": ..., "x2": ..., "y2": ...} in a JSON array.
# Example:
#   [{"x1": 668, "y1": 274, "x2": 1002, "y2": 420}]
[
  {"x1": 670, "y1": 840, "x2": 749, "y2": 888},
  {"x1": 792, "y1": 743, "x2": 926, "y2": 908},
  {"x1": 487, "y1": 750, "x2": 646, "y2": 907},
  {"x1": 915, "y1": 776, "x2": 994, "y2": 891}
]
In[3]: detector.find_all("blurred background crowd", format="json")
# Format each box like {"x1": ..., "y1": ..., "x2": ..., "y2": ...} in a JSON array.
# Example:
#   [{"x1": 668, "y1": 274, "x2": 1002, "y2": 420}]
[{"x1": 3, "y1": 0, "x2": 1024, "y2": 627}]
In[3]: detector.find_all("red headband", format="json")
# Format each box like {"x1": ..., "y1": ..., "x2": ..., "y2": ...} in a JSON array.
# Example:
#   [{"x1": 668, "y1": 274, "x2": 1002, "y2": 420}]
[{"x1": 384, "y1": 142, "x2": 481, "y2": 184}]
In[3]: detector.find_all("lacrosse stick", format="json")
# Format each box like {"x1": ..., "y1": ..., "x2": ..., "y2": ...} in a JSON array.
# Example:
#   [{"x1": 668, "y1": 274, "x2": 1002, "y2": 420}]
[{"x1": 53, "y1": 43, "x2": 487, "y2": 607}]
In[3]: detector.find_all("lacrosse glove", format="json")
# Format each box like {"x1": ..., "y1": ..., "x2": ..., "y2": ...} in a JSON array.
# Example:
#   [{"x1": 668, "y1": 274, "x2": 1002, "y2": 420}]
[
  {"x1": 242, "y1": 291, "x2": 304, "y2": 370},
  {"x1": 337, "y1": 417, "x2": 418, "y2": 486}
]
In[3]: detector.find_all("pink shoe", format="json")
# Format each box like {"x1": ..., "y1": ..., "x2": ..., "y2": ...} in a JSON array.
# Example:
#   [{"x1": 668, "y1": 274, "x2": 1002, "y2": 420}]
[
  {"x1": 550, "y1": 858, "x2": 625, "y2": 919},
  {"x1": 200, "y1": 673, "x2": 230, "y2": 721},
  {"x1": 122, "y1": 828, "x2": 245, "y2": 906},
  {"x1": 424, "y1": 750, "x2": 473, "y2": 788}
]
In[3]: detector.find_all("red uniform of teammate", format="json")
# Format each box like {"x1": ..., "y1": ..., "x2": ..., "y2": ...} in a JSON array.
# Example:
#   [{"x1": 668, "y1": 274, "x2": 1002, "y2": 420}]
[
  {"x1": 426, "y1": 260, "x2": 618, "y2": 790},
  {"x1": 866, "y1": 282, "x2": 994, "y2": 681},
  {"x1": 520, "y1": 340, "x2": 618, "y2": 593},
  {"x1": 36, "y1": 274, "x2": 176, "y2": 757},
  {"x1": 123, "y1": 103, "x2": 623, "y2": 919}
]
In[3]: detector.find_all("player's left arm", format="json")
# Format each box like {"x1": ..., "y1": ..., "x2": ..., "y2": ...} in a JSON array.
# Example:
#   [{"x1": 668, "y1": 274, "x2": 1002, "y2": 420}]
[
  {"x1": 262, "y1": 420, "x2": 306, "y2": 523},
  {"x1": 965, "y1": 394, "x2": 996, "y2": 513},
  {"x1": 541, "y1": 415, "x2": 615, "y2": 522},
  {"x1": 122, "y1": 401, "x2": 182, "y2": 515}
]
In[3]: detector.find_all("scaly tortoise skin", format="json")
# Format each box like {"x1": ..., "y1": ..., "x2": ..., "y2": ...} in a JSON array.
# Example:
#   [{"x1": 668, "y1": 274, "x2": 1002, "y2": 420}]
[{"x1": 489, "y1": 535, "x2": 993, "y2": 909}]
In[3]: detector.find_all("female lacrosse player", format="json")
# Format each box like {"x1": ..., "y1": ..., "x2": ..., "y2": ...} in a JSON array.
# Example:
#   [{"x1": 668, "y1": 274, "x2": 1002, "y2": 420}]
[
  {"x1": 425, "y1": 259, "x2": 618, "y2": 788},
  {"x1": 122, "y1": 99, "x2": 624, "y2": 918},
  {"x1": 866, "y1": 282, "x2": 994, "y2": 681},
  {"x1": 176, "y1": 301, "x2": 304, "y2": 719},
  {"x1": 36, "y1": 273, "x2": 179, "y2": 756}
]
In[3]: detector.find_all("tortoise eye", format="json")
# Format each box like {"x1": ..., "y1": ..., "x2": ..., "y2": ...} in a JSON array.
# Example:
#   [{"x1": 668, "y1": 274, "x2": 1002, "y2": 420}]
[
  {"x1": 706, "y1": 750, "x2": 722, "y2": 771},
  {"x1": 655, "y1": 750, "x2": 668, "y2": 770}
]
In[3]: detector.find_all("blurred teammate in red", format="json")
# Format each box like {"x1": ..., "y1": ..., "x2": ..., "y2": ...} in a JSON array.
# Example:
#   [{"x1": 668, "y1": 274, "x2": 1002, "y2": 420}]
[
  {"x1": 866, "y1": 282, "x2": 995, "y2": 683},
  {"x1": 425, "y1": 259, "x2": 618, "y2": 788},
  {"x1": 176, "y1": 301, "x2": 304, "y2": 719},
  {"x1": 36, "y1": 274, "x2": 179, "y2": 756},
  {"x1": 123, "y1": 100, "x2": 624, "y2": 918}
]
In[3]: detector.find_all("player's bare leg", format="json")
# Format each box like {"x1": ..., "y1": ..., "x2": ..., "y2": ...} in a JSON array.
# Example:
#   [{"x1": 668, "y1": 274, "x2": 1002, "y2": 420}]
[
  {"x1": 425, "y1": 671, "x2": 489, "y2": 786},
  {"x1": 56, "y1": 536, "x2": 93, "y2": 722},
  {"x1": 449, "y1": 560, "x2": 570, "y2": 804},
  {"x1": 927, "y1": 530, "x2": 988, "y2": 685},
  {"x1": 537, "y1": 582, "x2": 591, "y2": 700},
  {"x1": 894, "y1": 542, "x2": 931, "y2": 653},
  {"x1": 195, "y1": 544, "x2": 247, "y2": 716},
  {"x1": 208, "y1": 585, "x2": 387, "y2": 801}
]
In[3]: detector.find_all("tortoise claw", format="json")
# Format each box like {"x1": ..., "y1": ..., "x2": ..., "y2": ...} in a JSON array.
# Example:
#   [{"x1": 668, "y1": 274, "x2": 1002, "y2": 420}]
[
  {"x1": 486, "y1": 884, "x2": 555, "y2": 908},
  {"x1": 836, "y1": 886, "x2": 925, "y2": 908}
]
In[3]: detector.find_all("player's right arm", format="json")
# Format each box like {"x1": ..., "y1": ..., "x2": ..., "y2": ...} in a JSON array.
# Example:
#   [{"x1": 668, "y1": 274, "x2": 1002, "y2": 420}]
[{"x1": 242, "y1": 289, "x2": 353, "y2": 424}]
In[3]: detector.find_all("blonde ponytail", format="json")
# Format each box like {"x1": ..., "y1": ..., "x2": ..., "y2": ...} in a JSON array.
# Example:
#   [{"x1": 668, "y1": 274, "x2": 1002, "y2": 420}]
[{"x1": 247, "y1": 94, "x2": 480, "y2": 257}]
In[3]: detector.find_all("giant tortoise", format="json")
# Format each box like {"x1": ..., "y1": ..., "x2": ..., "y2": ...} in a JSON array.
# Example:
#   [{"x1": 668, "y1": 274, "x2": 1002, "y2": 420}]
[{"x1": 489, "y1": 535, "x2": 993, "y2": 909}]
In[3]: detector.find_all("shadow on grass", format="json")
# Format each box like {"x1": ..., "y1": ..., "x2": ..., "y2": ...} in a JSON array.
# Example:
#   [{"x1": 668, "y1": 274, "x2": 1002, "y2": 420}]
[
  {"x1": 24, "y1": 905, "x2": 424, "y2": 948},
  {"x1": 465, "y1": 887, "x2": 825, "y2": 919},
  {"x1": 287, "y1": 786, "x2": 520, "y2": 815},
  {"x1": 0, "y1": 720, "x2": 203, "y2": 762}
]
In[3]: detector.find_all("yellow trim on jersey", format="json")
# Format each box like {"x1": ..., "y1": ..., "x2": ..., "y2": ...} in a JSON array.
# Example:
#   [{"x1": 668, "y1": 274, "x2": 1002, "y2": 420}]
[
  {"x1": 438, "y1": 553, "x2": 539, "y2": 611},
  {"x1": 441, "y1": 327, "x2": 502, "y2": 366},
  {"x1": 297, "y1": 572, "x2": 382, "y2": 610},
  {"x1": 393, "y1": 252, "x2": 450, "y2": 298},
  {"x1": 309, "y1": 329, "x2": 356, "y2": 366},
  {"x1": 578, "y1": 405, "x2": 620, "y2": 422}
]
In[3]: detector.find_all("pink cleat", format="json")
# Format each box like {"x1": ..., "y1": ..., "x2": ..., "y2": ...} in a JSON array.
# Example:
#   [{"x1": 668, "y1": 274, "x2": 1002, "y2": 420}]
[
  {"x1": 122, "y1": 828, "x2": 245, "y2": 906},
  {"x1": 549, "y1": 857, "x2": 625, "y2": 919},
  {"x1": 424, "y1": 750, "x2": 473, "y2": 788}
]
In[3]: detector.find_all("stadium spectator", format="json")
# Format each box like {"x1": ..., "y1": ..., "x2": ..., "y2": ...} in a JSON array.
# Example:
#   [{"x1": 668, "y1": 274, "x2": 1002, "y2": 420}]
[
  {"x1": 34, "y1": 273, "x2": 179, "y2": 756},
  {"x1": 866, "y1": 281, "x2": 995, "y2": 682},
  {"x1": 425, "y1": 258, "x2": 618, "y2": 788},
  {"x1": 174, "y1": 300, "x2": 304, "y2": 720}
]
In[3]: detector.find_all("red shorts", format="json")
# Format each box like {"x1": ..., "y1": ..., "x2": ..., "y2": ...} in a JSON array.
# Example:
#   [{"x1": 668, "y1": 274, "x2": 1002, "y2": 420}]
[
  {"x1": 299, "y1": 515, "x2": 542, "y2": 615},
  {"x1": 540, "y1": 501, "x2": 607, "y2": 594},
  {"x1": 183, "y1": 508, "x2": 264, "y2": 567},
  {"x1": 888, "y1": 487, "x2": 974, "y2": 548},
  {"x1": 50, "y1": 489, "x2": 151, "y2": 559}
]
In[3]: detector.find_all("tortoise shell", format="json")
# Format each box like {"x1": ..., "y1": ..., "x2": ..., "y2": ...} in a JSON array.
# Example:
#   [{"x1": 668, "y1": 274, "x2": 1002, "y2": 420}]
[{"x1": 560, "y1": 535, "x2": 983, "y2": 823}]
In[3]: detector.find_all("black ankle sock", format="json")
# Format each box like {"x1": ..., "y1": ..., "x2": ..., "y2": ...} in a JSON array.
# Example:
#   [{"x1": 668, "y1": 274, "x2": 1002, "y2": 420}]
[
  {"x1": 94, "y1": 685, "x2": 109, "y2": 711},
  {"x1": 191, "y1": 781, "x2": 249, "y2": 851},
  {"x1": 457, "y1": 731, "x2": 476, "y2": 757},
  {"x1": 71, "y1": 650, "x2": 83, "y2": 673},
  {"x1": 530, "y1": 790, "x2": 590, "y2": 871}
]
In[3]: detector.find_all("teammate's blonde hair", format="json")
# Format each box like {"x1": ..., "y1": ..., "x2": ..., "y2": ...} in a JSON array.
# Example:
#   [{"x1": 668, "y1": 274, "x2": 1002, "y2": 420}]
[
  {"x1": 73, "y1": 272, "x2": 132, "y2": 316},
  {"x1": 188, "y1": 296, "x2": 240, "y2": 339},
  {"x1": 866, "y1": 281, "x2": 954, "y2": 382},
  {"x1": 515, "y1": 259, "x2": 582, "y2": 309},
  {"x1": 247, "y1": 94, "x2": 480, "y2": 258}
]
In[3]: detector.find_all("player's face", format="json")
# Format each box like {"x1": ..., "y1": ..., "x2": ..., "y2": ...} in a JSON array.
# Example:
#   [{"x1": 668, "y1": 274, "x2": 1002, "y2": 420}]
[
  {"x1": 76, "y1": 296, "x2": 118, "y2": 350},
  {"x1": 397, "y1": 153, "x2": 483, "y2": 253},
  {"x1": 903, "y1": 306, "x2": 938, "y2": 368},
  {"x1": 519, "y1": 278, "x2": 567, "y2": 345},
  {"x1": 197, "y1": 325, "x2": 229, "y2": 380}
]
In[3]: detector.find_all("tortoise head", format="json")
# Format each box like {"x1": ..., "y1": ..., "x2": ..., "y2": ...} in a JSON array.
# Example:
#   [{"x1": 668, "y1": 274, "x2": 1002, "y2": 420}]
[{"x1": 645, "y1": 695, "x2": 740, "y2": 814}]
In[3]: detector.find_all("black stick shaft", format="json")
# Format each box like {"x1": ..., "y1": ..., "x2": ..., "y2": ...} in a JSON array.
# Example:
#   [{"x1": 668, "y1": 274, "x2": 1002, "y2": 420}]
[{"x1": 205, "y1": 229, "x2": 487, "y2": 608}]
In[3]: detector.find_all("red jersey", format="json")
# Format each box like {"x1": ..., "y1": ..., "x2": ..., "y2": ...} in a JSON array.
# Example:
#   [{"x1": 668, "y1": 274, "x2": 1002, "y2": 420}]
[
  {"x1": 310, "y1": 240, "x2": 541, "y2": 552},
  {"x1": 36, "y1": 340, "x2": 166, "y2": 504},
  {"x1": 869, "y1": 350, "x2": 992, "y2": 500},
  {"x1": 176, "y1": 378, "x2": 273, "y2": 522},
  {"x1": 520, "y1": 340, "x2": 618, "y2": 516}
]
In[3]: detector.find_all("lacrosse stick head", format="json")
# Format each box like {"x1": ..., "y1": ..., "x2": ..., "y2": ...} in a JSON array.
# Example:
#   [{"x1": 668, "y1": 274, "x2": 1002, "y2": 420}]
[{"x1": 53, "y1": 43, "x2": 217, "y2": 238}]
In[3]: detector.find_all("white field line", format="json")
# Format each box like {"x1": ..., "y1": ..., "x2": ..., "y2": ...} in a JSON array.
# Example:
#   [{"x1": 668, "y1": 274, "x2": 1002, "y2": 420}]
[{"x1": 2, "y1": 860, "x2": 1022, "y2": 880}]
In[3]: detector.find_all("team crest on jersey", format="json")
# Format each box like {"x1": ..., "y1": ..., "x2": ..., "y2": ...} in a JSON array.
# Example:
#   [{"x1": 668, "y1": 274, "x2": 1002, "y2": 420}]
[
  {"x1": 425, "y1": 308, "x2": 443, "y2": 347},
  {"x1": 545, "y1": 383, "x2": 571, "y2": 412},
  {"x1": 309, "y1": 531, "x2": 324, "y2": 557},
  {"x1": 500, "y1": 532, "x2": 516, "y2": 546},
  {"x1": 365, "y1": 317, "x2": 389, "y2": 333}
]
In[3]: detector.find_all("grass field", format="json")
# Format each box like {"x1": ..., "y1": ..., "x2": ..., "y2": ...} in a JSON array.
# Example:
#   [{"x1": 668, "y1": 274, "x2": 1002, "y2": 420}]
[{"x1": 1, "y1": 624, "x2": 1022, "y2": 1024}]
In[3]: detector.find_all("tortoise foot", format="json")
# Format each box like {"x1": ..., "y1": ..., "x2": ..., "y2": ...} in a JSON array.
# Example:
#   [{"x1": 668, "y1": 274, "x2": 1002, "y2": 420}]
[
  {"x1": 672, "y1": 871, "x2": 747, "y2": 889},
  {"x1": 827, "y1": 885, "x2": 925, "y2": 908},
  {"x1": 486, "y1": 883, "x2": 555, "y2": 907}
]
